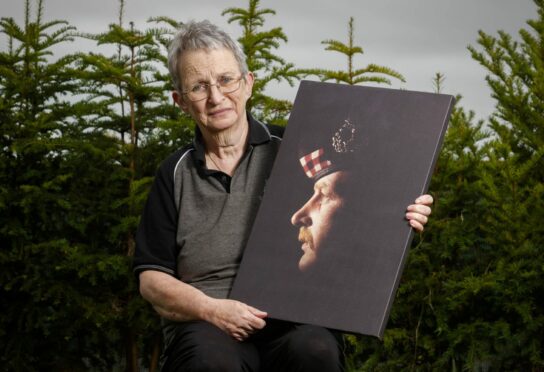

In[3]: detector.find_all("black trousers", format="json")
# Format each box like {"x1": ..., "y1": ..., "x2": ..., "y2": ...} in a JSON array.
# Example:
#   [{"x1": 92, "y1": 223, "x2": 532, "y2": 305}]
[{"x1": 161, "y1": 319, "x2": 344, "y2": 372}]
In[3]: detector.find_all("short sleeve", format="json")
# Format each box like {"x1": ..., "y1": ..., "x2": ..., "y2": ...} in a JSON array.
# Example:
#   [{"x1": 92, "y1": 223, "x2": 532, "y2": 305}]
[{"x1": 133, "y1": 153, "x2": 181, "y2": 277}]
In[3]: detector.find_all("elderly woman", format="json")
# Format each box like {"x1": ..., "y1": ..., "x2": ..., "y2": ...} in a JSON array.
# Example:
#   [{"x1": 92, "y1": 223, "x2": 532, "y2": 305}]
[{"x1": 134, "y1": 20, "x2": 433, "y2": 371}]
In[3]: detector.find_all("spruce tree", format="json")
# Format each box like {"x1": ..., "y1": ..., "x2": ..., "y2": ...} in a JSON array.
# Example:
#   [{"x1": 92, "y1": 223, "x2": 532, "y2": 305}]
[
  {"x1": 222, "y1": 0, "x2": 302, "y2": 124},
  {"x1": 0, "y1": 1, "x2": 94, "y2": 369},
  {"x1": 1, "y1": 0, "x2": 191, "y2": 369},
  {"x1": 74, "y1": 2, "x2": 191, "y2": 369},
  {"x1": 344, "y1": 87, "x2": 491, "y2": 370},
  {"x1": 302, "y1": 17, "x2": 405, "y2": 86},
  {"x1": 464, "y1": 0, "x2": 544, "y2": 367},
  {"x1": 345, "y1": 1, "x2": 544, "y2": 368}
]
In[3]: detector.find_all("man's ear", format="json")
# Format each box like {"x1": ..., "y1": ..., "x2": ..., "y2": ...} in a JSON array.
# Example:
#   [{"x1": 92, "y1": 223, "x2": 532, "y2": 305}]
[{"x1": 172, "y1": 91, "x2": 189, "y2": 113}]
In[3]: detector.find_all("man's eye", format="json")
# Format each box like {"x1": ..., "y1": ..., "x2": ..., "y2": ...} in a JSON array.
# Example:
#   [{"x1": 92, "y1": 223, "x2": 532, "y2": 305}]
[{"x1": 319, "y1": 195, "x2": 331, "y2": 206}]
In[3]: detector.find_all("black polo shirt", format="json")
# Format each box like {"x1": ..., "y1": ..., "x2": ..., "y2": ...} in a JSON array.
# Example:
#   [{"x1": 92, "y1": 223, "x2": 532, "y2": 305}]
[{"x1": 134, "y1": 114, "x2": 283, "y2": 299}]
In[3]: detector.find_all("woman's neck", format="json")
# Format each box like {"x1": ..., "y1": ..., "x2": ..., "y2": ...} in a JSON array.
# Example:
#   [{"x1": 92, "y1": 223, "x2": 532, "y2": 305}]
[{"x1": 201, "y1": 121, "x2": 249, "y2": 176}]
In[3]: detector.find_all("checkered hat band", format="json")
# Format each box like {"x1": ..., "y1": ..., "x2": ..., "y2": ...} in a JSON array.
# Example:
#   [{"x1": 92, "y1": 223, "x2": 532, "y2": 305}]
[{"x1": 299, "y1": 148, "x2": 332, "y2": 178}]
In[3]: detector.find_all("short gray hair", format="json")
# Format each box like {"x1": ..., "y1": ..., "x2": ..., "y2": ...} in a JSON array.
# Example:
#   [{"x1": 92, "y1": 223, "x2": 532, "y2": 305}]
[{"x1": 168, "y1": 20, "x2": 248, "y2": 92}]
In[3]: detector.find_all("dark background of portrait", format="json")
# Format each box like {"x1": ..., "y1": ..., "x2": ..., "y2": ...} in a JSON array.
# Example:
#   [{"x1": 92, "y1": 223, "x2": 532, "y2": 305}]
[{"x1": 231, "y1": 81, "x2": 454, "y2": 337}]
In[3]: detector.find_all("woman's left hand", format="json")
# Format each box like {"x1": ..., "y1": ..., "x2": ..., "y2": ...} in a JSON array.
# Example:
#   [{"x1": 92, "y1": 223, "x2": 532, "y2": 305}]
[{"x1": 405, "y1": 194, "x2": 433, "y2": 232}]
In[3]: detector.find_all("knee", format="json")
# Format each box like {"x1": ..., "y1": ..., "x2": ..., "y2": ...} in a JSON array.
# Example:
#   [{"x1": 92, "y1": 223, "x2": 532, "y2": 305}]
[
  {"x1": 162, "y1": 321, "x2": 258, "y2": 372},
  {"x1": 181, "y1": 351, "x2": 243, "y2": 372},
  {"x1": 164, "y1": 347, "x2": 245, "y2": 372},
  {"x1": 287, "y1": 326, "x2": 343, "y2": 371}
]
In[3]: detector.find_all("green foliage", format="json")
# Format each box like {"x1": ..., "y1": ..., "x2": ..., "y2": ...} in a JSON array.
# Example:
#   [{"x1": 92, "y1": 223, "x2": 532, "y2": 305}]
[
  {"x1": 345, "y1": 2, "x2": 544, "y2": 370},
  {"x1": 75, "y1": 13, "x2": 192, "y2": 177},
  {"x1": 345, "y1": 96, "x2": 494, "y2": 371},
  {"x1": 301, "y1": 17, "x2": 405, "y2": 86},
  {"x1": 222, "y1": 0, "x2": 302, "y2": 124},
  {"x1": 0, "y1": 0, "x2": 190, "y2": 370},
  {"x1": 2, "y1": 0, "x2": 543, "y2": 370}
]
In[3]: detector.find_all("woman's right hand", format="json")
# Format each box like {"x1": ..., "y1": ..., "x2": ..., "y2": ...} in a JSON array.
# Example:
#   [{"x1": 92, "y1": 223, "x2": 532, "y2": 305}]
[
  {"x1": 139, "y1": 270, "x2": 267, "y2": 341},
  {"x1": 206, "y1": 299, "x2": 268, "y2": 341}
]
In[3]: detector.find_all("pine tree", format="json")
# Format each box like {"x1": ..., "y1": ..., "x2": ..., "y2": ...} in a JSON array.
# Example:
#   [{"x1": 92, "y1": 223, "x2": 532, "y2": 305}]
[
  {"x1": 302, "y1": 17, "x2": 405, "y2": 86},
  {"x1": 1, "y1": 0, "x2": 191, "y2": 369},
  {"x1": 344, "y1": 87, "x2": 491, "y2": 370},
  {"x1": 222, "y1": 0, "x2": 302, "y2": 124},
  {"x1": 345, "y1": 1, "x2": 544, "y2": 368},
  {"x1": 0, "y1": 1, "x2": 94, "y2": 369},
  {"x1": 74, "y1": 2, "x2": 191, "y2": 370},
  {"x1": 463, "y1": 0, "x2": 544, "y2": 367}
]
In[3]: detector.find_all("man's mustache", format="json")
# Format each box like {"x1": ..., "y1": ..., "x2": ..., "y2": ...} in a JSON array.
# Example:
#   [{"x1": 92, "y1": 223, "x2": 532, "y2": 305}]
[{"x1": 298, "y1": 227, "x2": 314, "y2": 248}]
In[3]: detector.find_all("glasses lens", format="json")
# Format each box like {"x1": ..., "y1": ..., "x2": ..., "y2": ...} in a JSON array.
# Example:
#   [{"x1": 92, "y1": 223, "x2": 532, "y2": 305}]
[
  {"x1": 187, "y1": 77, "x2": 243, "y2": 101},
  {"x1": 188, "y1": 92, "x2": 204, "y2": 101},
  {"x1": 222, "y1": 78, "x2": 242, "y2": 94}
]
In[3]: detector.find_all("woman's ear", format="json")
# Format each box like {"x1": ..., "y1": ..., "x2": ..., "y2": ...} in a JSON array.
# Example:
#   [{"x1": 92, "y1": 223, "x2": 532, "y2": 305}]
[
  {"x1": 244, "y1": 72, "x2": 255, "y2": 98},
  {"x1": 172, "y1": 90, "x2": 189, "y2": 113}
]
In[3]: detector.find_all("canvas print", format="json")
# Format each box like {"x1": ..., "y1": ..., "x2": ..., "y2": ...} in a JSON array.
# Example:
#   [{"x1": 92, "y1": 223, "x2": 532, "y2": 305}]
[{"x1": 230, "y1": 81, "x2": 454, "y2": 337}]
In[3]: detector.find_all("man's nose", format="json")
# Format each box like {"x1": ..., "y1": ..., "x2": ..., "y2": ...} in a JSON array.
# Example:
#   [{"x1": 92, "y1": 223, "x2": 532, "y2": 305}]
[{"x1": 291, "y1": 201, "x2": 312, "y2": 227}]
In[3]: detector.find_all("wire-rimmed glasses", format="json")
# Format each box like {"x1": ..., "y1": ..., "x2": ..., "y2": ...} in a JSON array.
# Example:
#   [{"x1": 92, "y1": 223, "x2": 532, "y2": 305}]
[{"x1": 182, "y1": 75, "x2": 245, "y2": 102}]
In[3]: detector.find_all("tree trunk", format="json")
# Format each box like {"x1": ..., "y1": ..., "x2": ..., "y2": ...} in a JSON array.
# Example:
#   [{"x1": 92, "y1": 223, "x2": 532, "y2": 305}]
[
  {"x1": 125, "y1": 328, "x2": 139, "y2": 372},
  {"x1": 149, "y1": 333, "x2": 162, "y2": 372}
]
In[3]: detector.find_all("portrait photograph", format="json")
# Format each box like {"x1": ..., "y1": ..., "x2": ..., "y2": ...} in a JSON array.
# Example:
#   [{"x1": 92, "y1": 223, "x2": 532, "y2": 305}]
[{"x1": 231, "y1": 80, "x2": 454, "y2": 337}]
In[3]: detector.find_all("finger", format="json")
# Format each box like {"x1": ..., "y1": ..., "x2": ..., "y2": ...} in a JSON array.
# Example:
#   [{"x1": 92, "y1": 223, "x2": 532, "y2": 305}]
[
  {"x1": 405, "y1": 212, "x2": 429, "y2": 225},
  {"x1": 239, "y1": 330, "x2": 250, "y2": 340},
  {"x1": 247, "y1": 315, "x2": 266, "y2": 330},
  {"x1": 406, "y1": 204, "x2": 431, "y2": 216},
  {"x1": 241, "y1": 324, "x2": 255, "y2": 333},
  {"x1": 247, "y1": 306, "x2": 268, "y2": 318},
  {"x1": 233, "y1": 329, "x2": 248, "y2": 341},
  {"x1": 231, "y1": 307, "x2": 265, "y2": 331},
  {"x1": 409, "y1": 219, "x2": 424, "y2": 232},
  {"x1": 241, "y1": 323, "x2": 261, "y2": 336},
  {"x1": 415, "y1": 194, "x2": 433, "y2": 205}
]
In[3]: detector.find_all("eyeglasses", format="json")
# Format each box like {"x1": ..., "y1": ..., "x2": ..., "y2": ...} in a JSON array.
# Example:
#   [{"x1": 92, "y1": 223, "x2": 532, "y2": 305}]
[{"x1": 182, "y1": 75, "x2": 245, "y2": 102}]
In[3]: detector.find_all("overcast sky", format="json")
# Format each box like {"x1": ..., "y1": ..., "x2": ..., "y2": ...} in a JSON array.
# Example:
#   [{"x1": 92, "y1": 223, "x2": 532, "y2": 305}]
[{"x1": 1, "y1": 0, "x2": 538, "y2": 121}]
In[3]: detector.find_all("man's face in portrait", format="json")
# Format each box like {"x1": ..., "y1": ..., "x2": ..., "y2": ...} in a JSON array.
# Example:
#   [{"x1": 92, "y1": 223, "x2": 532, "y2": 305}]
[{"x1": 291, "y1": 171, "x2": 350, "y2": 271}]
